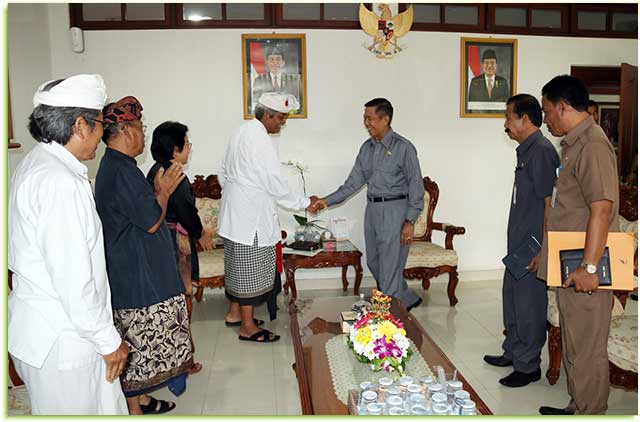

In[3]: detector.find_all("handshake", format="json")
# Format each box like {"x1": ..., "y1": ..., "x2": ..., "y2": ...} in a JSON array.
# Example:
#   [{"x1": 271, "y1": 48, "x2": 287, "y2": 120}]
[{"x1": 306, "y1": 195, "x2": 328, "y2": 215}]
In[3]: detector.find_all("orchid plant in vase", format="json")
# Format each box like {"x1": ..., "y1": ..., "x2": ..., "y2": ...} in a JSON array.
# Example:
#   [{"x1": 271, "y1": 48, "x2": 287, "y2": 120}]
[{"x1": 283, "y1": 159, "x2": 324, "y2": 242}]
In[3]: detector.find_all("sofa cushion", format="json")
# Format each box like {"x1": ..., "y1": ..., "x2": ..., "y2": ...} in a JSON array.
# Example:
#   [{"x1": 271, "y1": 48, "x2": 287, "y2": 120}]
[
  {"x1": 198, "y1": 249, "x2": 225, "y2": 278},
  {"x1": 619, "y1": 215, "x2": 638, "y2": 252},
  {"x1": 608, "y1": 314, "x2": 638, "y2": 373},
  {"x1": 176, "y1": 197, "x2": 221, "y2": 255},
  {"x1": 406, "y1": 241, "x2": 458, "y2": 268},
  {"x1": 413, "y1": 191, "x2": 430, "y2": 239}
]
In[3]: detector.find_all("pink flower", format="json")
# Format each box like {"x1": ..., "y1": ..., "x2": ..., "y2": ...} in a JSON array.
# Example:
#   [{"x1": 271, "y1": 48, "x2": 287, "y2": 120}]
[{"x1": 373, "y1": 337, "x2": 402, "y2": 359}]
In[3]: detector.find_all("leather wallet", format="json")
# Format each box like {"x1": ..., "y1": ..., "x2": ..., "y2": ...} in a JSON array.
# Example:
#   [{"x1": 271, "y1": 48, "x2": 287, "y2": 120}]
[{"x1": 559, "y1": 247, "x2": 612, "y2": 286}]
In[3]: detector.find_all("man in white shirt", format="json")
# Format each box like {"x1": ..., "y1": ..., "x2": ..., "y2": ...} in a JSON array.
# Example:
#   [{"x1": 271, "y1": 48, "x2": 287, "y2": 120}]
[
  {"x1": 8, "y1": 75, "x2": 129, "y2": 414},
  {"x1": 218, "y1": 92, "x2": 313, "y2": 343}
]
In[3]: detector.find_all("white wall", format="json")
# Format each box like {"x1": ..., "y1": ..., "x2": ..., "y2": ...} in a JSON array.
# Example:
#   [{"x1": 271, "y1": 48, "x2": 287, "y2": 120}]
[
  {"x1": 7, "y1": 3, "x2": 52, "y2": 176},
  {"x1": 8, "y1": 4, "x2": 638, "y2": 280}
]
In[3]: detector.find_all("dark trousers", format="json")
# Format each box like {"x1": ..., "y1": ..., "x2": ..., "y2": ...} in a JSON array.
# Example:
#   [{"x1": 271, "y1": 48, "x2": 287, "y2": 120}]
[{"x1": 501, "y1": 269, "x2": 548, "y2": 373}]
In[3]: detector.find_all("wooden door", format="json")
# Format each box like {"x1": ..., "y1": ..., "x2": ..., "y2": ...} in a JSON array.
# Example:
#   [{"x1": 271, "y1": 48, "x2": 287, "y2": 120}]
[{"x1": 619, "y1": 63, "x2": 638, "y2": 182}]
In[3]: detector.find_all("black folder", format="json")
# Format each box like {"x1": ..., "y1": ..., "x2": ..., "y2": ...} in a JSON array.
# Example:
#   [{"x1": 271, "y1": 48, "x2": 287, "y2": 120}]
[
  {"x1": 502, "y1": 236, "x2": 542, "y2": 280},
  {"x1": 559, "y1": 247, "x2": 612, "y2": 286}
]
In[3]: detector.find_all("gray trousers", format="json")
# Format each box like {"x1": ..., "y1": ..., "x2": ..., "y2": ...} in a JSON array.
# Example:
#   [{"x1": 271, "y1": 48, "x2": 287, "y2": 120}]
[
  {"x1": 501, "y1": 269, "x2": 547, "y2": 373},
  {"x1": 364, "y1": 199, "x2": 420, "y2": 308}
]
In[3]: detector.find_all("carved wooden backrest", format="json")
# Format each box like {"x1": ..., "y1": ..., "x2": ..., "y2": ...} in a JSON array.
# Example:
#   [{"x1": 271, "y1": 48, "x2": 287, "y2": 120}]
[
  {"x1": 619, "y1": 183, "x2": 637, "y2": 222},
  {"x1": 413, "y1": 177, "x2": 439, "y2": 242},
  {"x1": 192, "y1": 174, "x2": 222, "y2": 199}
]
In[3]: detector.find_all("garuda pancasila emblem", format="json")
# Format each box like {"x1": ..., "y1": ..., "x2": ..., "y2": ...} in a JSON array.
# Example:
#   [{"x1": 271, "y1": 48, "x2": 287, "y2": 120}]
[{"x1": 359, "y1": 3, "x2": 414, "y2": 59}]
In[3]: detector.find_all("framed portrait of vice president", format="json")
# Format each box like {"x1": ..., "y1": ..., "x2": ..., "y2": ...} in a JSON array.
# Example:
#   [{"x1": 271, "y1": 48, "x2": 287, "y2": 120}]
[
  {"x1": 242, "y1": 33, "x2": 307, "y2": 119},
  {"x1": 460, "y1": 37, "x2": 518, "y2": 118}
]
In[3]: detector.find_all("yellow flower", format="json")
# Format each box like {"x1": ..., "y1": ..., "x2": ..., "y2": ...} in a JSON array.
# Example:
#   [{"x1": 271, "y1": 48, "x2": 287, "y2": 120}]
[
  {"x1": 399, "y1": 328, "x2": 406, "y2": 337},
  {"x1": 377, "y1": 320, "x2": 398, "y2": 342},
  {"x1": 355, "y1": 326, "x2": 372, "y2": 345}
]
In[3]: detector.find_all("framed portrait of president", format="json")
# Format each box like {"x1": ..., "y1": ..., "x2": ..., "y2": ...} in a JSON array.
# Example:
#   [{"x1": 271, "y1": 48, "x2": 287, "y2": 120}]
[
  {"x1": 460, "y1": 37, "x2": 518, "y2": 118},
  {"x1": 242, "y1": 33, "x2": 307, "y2": 119}
]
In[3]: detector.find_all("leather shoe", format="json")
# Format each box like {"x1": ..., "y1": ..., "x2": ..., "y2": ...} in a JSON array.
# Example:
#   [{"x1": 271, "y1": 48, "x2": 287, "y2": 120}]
[
  {"x1": 483, "y1": 354, "x2": 513, "y2": 367},
  {"x1": 498, "y1": 368, "x2": 541, "y2": 387},
  {"x1": 539, "y1": 406, "x2": 574, "y2": 415},
  {"x1": 406, "y1": 297, "x2": 423, "y2": 312}
]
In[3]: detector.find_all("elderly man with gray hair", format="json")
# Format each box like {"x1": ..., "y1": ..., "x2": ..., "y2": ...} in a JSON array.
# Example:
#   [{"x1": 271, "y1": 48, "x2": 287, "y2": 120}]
[
  {"x1": 218, "y1": 92, "x2": 316, "y2": 343},
  {"x1": 8, "y1": 74, "x2": 129, "y2": 414}
]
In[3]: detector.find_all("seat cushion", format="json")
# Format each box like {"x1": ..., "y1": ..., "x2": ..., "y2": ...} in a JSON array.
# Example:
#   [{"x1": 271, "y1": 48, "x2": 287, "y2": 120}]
[
  {"x1": 406, "y1": 241, "x2": 458, "y2": 268},
  {"x1": 176, "y1": 197, "x2": 221, "y2": 255},
  {"x1": 547, "y1": 288, "x2": 626, "y2": 327},
  {"x1": 608, "y1": 314, "x2": 638, "y2": 372},
  {"x1": 198, "y1": 249, "x2": 225, "y2": 278}
]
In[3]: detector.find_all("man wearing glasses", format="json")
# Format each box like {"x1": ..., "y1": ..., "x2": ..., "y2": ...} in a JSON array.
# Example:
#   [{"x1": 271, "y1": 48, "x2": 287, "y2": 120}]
[
  {"x1": 8, "y1": 75, "x2": 129, "y2": 414},
  {"x1": 95, "y1": 96, "x2": 193, "y2": 415}
]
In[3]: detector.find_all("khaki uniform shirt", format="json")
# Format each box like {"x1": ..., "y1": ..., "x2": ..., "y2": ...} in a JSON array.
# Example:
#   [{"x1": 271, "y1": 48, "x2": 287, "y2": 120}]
[{"x1": 538, "y1": 116, "x2": 619, "y2": 280}]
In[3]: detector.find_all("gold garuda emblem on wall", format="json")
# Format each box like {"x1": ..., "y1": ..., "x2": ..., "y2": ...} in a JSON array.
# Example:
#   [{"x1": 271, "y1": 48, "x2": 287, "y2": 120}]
[{"x1": 359, "y1": 3, "x2": 414, "y2": 59}]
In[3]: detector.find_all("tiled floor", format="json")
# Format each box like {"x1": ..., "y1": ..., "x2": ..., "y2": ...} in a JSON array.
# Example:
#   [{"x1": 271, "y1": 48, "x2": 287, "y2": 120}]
[
  {"x1": 148, "y1": 277, "x2": 638, "y2": 416},
  {"x1": 9, "y1": 277, "x2": 638, "y2": 416}
]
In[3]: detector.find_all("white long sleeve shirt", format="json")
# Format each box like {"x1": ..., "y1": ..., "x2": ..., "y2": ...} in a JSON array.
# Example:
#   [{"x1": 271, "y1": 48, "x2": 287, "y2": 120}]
[
  {"x1": 218, "y1": 119, "x2": 310, "y2": 246},
  {"x1": 8, "y1": 142, "x2": 121, "y2": 369}
]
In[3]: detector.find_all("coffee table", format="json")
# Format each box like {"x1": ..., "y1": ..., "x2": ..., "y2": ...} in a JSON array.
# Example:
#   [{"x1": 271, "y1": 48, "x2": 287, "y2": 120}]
[
  {"x1": 289, "y1": 296, "x2": 492, "y2": 415},
  {"x1": 283, "y1": 240, "x2": 363, "y2": 302}
]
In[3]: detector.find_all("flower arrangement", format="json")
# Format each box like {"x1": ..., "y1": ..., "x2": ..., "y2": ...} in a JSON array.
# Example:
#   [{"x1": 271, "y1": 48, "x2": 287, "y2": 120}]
[{"x1": 348, "y1": 290, "x2": 412, "y2": 378}]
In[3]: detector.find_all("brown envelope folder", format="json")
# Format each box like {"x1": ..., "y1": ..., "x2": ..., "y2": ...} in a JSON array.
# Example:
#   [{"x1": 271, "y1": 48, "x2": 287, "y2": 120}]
[{"x1": 547, "y1": 231, "x2": 635, "y2": 291}]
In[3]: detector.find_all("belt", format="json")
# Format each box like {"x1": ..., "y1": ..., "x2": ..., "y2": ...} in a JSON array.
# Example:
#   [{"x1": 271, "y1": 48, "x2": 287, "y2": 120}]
[{"x1": 367, "y1": 194, "x2": 407, "y2": 203}]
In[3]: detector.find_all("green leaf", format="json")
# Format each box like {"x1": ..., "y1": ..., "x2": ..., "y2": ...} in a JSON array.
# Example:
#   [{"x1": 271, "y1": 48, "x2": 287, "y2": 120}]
[{"x1": 294, "y1": 215, "x2": 308, "y2": 226}]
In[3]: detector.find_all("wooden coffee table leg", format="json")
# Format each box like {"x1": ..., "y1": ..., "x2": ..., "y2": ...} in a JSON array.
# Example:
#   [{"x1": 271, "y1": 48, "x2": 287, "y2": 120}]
[
  {"x1": 354, "y1": 262, "x2": 363, "y2": 296},
  {"x1": 341, "y1": 266, "x2": 349, "y2": 292},
  {"x1": 286, "y1": 267, "x2": 298, "y2": 302}
]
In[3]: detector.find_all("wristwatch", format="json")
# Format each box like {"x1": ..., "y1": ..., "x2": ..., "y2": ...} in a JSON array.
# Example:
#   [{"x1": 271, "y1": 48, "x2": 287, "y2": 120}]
[
  {"x1": 581, "y1": 262, "x2": 597, "y2": 274},
  {"x1": 405, "y1": 219, "x2": 415, "y2": 225}
]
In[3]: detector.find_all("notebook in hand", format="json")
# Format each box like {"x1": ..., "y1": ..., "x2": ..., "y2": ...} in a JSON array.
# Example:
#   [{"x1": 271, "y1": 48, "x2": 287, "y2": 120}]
[
  {"x1": 502, "y1": 236, "x2": 542, "y2": 280},
  {"x1": 559, "y1": 247, "x2": 612, "y2": 286}
]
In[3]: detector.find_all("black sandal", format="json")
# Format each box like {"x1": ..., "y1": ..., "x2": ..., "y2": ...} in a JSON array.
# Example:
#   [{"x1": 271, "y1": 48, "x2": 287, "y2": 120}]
[
  {"x1": 238, "y1": 329, "x2": 280, "y2": 343},
  {"x1": 140, "y1": 396, "x2": 176, "y2": 415},
  {"x1": 224, "y1": 318, "x2": 265, "y2": 327}
]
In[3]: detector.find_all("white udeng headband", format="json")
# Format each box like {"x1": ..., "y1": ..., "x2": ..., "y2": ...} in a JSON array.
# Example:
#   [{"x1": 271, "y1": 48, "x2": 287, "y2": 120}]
[
  {"x1": 258, "y1": 92, "x2": 300, "y2": 113},
  {"x1": 33, "y1": 74, "x2": 107, "y2": 110}
]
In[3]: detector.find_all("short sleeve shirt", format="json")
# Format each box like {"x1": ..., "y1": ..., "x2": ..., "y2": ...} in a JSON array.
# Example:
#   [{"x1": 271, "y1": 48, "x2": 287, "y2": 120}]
[
  {"x1": 95, "y1": 148, "x2": 184, "y2": 309},
  {"x1": 538, "y1": 117, "x2": 620, "y2": 280}
]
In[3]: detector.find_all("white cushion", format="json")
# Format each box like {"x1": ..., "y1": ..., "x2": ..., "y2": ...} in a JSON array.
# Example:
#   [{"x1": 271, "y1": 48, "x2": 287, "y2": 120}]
[
  {"x1": 608, "y1": 314, "x2": 638, "y2": 372},
  {"x1": 406, "y1": 241, "x2": 458, "y2": 268},
  {"x1": 413, "y1": 191, "x2": 430, "y2": 239},
  {"x1": 618, "y1": 215, "x2": 638, "y2": 252},
  {"x1": 198, "y1": 249, "x2": 225, "y2": 278}
]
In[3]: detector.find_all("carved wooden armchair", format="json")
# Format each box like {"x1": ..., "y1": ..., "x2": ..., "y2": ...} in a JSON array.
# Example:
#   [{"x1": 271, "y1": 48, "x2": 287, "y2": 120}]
[
  {"x1": 546, "y1": 183, "x2": 638, "y2": 390},
  {"x1": 404, "y1": 176, "x2": 466, "y2": 306},
  {"x1": 176, "y1": 175, "x2": 225, "y2": 307}
]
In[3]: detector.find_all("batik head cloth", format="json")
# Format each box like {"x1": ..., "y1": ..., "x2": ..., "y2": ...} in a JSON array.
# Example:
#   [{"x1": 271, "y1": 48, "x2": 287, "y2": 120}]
[{"x1": 102, "y1": 96, "x2": 144, "y2": 124}]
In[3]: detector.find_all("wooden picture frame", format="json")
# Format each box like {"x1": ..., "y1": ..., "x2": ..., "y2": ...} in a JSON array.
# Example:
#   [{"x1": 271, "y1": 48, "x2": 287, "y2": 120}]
[
  {"x1": 599, "y1": 102, "x2": 620, "y2": 150},
  {"x1": 242, "y1": 33, "x2": 307, "y2": 119},
  {"x1": 460, "y1": 37, "x2": 518, "y2": 118}
]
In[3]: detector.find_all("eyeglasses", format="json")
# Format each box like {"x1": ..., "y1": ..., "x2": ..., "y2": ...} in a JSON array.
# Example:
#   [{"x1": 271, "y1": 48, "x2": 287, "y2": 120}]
[{"x1": 86, "y1": 117, "x2": 108, "y2": 126}]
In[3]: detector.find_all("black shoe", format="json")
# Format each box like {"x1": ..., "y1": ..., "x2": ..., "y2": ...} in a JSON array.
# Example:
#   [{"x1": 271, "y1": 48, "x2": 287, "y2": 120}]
[
  {"x1": 499, "y1": 368, "x2": 541, "y2": 388},
  {"x1": 483, "y1": 354, "x2": 513, "y2": 367},
  {"x1": 539, "y1": 406, "x2": 574, "y2": 415},
  {"x1": 406, "y1": 297, "x2": 423, "y2": 312}
]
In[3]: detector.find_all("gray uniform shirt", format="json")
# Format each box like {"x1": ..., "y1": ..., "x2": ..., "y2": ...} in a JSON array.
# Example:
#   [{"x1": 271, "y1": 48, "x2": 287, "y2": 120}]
[{"x1": 326, "y1": 129, "x2": 425, "y2": 221}]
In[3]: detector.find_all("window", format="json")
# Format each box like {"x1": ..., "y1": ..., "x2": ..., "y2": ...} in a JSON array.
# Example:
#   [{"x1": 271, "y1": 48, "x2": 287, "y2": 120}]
[{"x1": 68, "y1": 3, "x2": 637, "y2": 39}]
